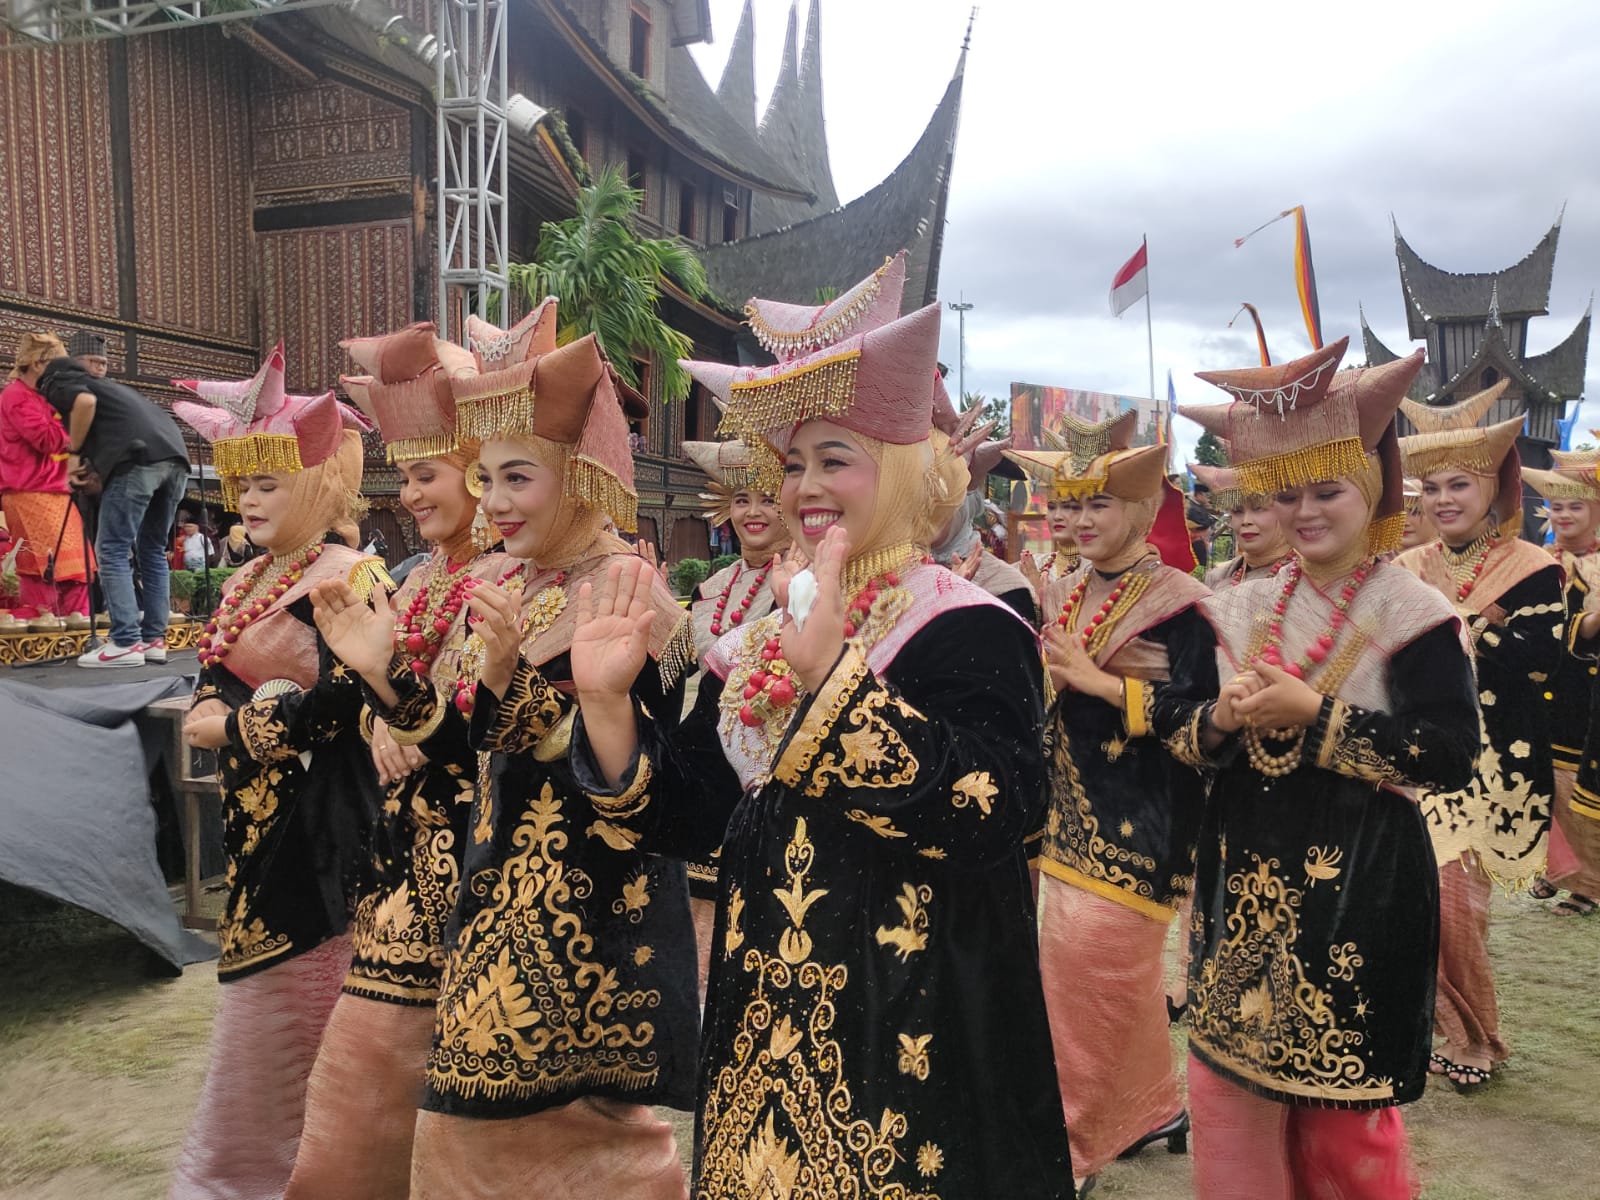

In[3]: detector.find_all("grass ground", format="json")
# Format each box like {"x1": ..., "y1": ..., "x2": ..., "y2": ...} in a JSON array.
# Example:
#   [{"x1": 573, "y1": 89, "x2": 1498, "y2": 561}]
[{"x1": 0, "y1": 881, "x2": 1594, "y2": 1198}]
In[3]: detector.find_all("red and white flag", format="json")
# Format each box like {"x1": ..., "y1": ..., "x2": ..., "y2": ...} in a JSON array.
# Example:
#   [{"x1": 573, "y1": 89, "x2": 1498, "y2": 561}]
[{"x1": 1109, "y1": 240, "x2": 1149, "y2": 317}]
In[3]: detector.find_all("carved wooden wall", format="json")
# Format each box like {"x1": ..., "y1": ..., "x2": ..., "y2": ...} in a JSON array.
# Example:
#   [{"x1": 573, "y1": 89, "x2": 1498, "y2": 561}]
[{"x1": 0, "y1": 35, "x2": 120, "y2": 320}]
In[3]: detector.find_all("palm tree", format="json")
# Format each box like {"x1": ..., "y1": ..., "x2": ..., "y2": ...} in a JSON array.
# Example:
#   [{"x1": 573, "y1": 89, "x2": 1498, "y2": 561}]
[{"x1": 508, "y1": 164, "x2": 709, "y2": 403}]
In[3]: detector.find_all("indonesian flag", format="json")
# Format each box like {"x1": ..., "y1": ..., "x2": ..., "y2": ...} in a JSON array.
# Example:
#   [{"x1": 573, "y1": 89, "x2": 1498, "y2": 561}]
[{"x1": 1109, "y1": 241, "x2": 1149, "y2": 317}]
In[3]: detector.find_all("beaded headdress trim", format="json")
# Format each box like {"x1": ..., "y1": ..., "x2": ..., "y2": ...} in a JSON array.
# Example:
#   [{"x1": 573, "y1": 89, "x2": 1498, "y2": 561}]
[
  {"x1": 212, "y1": 433, "x2": 304, "y2": 509},
  {"x1": 744, "y1": 258, "x2": 895, "y2": 358},
  {"x1": 716, "y1": 349, "x2": 862, "y2": 442},
  {"x1": 1232, "y1": 436, "x2": 1369, "y2": 499}
]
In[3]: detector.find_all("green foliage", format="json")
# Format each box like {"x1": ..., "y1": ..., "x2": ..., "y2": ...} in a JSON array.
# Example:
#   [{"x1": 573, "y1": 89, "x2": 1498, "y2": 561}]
[
  {"x1": 965, "y1": 390, "x2": 1010, "y2": 438},
  {"x1": 508, "y1": 164, "x2": 709, "y2": 403},
  {"x1": 711, "y1": 554, "x2": 739, "y2": 573},
  {"x1": 1195, "y1": 430, "x2": 1229, "y2": 467},
  {"x1": 169, "y1": 568, "x2": 237, "y2": 614},
  {"x1": 668, "y1": 557, "x2": 710, "y2": 597},
  {"x1": 813, "y1": 286, "x2": 840, "y2": 305},
  {"x1": 1, "y1": 570, "x2": 16, "y2": 599}
]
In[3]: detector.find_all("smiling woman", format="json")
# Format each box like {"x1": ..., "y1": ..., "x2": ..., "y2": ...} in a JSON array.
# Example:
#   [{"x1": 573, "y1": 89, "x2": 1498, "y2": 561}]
[
  {"x1": 1169, "y1": 341, "x2": 1479, "y2": 1198},
  {"x1": 571, "y1": 299, "x2": 1075, "y2": 1198},
  {"x1": 1398, "y1": 388, "x2": 1565, "y2": 1097}
]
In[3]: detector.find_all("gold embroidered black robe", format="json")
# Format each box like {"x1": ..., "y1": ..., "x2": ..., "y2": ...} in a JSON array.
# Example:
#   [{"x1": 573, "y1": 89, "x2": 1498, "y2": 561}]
[
  {"x1": 1397, "y1": 541, "x2": 1563, "y2": 885},
  {"x1": 1157, "y1": 567, "x2": 1479, "y2": 1108},
  {"x1": 1547, "y1": 549, "x2": 1599, "y2": 774},
  {"x1": 581, "y1": 597, "x2": 1074, "y2": 1198},
  {"x1": 1038, "y1": 565, "x2": 1213, "y2": 920},
  {"x1": 192, "y1": 544, "x2": 385, "y2": 982},
  {"x1": 369, "y1": 647, "x2": 697, "y2": 1118},
  {"x1": 343, "y1": 550, "x2": 506, "y2": 1006}
]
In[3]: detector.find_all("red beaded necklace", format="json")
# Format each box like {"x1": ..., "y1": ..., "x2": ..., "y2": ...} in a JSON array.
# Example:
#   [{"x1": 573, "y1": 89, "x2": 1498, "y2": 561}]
[
  {"x1": 197, "y1": 545, "x2": 323, "y2": 668},
  {"x1": 736, "y1": 562, "x2": 908, "y2": 728},
  {"x1": 396, "y1": 556, "x2": 473, "y2": 676},
  {"x1": 1256, "y1": 555, "x2": 1374, "y2": 680},
  {"x1": 1444, "y1": 532, "x2": 1497, "y2": 603},
  {"x1": 710, "y1": 559, "x2": 773, "y2": 637},
  {"x1": 1054, "y1": 571, "x2": 1131, "y2": 646}
]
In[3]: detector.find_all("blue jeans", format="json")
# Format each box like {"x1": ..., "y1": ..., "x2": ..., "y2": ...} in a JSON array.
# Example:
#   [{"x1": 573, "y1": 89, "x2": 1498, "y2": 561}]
[{"x1": 96, "y1": 459, "x2": 188, "y2": 647}]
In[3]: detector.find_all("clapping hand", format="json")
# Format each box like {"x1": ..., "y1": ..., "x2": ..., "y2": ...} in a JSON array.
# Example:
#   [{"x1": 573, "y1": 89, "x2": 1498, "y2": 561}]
[
  {"x1": 370, "y1": 716, "x2": 427, "y2": 785},
  {"x1": 775, "y1": 527, "x2": 850, "y2": 693},
  {"x1": 1019, "y1": 550, "x2": 1043, "y2": 593},
  {"x1": 1042, "y1": 624, "x2": 1120, "y2": 705},
  {"x1": 311, "y1": 580, "x2": 397, "y2": 685},
  {"x1": 1232, "y1": 660, "x2": 1323, "y2": 731},
  {"x1": 950, "y1": 546, "x2": 982, "y2": 581},
  {"x1": 464, "y1": 580, "x2": 523, "y2": 701}
]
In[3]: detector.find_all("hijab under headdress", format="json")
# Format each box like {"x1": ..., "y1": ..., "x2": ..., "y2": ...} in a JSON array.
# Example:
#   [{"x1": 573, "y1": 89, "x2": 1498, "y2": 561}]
[{"x1": 1398, "y1": 379, "x2": 1525, "y2": 538}]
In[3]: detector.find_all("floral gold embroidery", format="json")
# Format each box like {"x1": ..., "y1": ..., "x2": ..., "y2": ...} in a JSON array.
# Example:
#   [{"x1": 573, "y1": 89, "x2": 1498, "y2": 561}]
[
  {"x1": 1303, "y1": 846, "x2": 1343, "y2": 885},
  {"x1": 429, "y1": 782, "x2": 662, "y2": 1102},
  {"x1": 875, "y1": 882, "x2": 932, "y2": 962},
  {"x1": 773, "y1": 819, "x2": 829, "y2": 965},
  {"x1": 846, "y1": 809, "x2": 907, "y2": 839},
  {"x1": 917, "y1": 1143, "x2": 944, "y2": 1179},
  {"x1": 917, "y1": 847, "x2": 948, "y2": 861},
  {"x1": 897, "y1": 1033, "x2": 932, "y2": 1081},
  {"x1": 613, "y1": 873, "x2": 651, "y2": 922},
  {"x1": 1189, "y1": 854, "x2": 1395, "y2": 1103},
  {"x1": 724, "y1": 887, "x2": 746, "y2": 957},
  {"x1": 634, "y1": 945, "x2": 654, "y2": 966},
  {"x1": 236, "y1": 703, "x2": 294, "y2": 764},
  {"x1": 741, "y1": 1111, "x2": 802, "y2": 1198},
  {"x1": 588, "y1": 819, "x2": 642, "y2": 851},
  {"x1": 950, "y1": 771, "x2": 997, "y2": 817},
  {"x1": 1043, "y1": 718, "x2": 1164, "y2": 906}
]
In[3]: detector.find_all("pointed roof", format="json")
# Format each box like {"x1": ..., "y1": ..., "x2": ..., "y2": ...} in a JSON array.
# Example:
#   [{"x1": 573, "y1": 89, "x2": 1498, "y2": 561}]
[
  {"x1": 1523, "y1": 303, "x2": 1593, "y2": 400},
  {"x1": 535, "y1": 0, "x2": 811, "y2": 199},
  {"x1": 750, "y1": 0, "x2": 839, "y2": 234},
  {"x1": 715, "y1": 0, "x2": 758, "y2": 134},
  {"x1": 1394, "y1": 215, "x2": 1560, "y2": 339},
  {"x1": 702, "y1": 43, "x2": 965, "y2": 318}
]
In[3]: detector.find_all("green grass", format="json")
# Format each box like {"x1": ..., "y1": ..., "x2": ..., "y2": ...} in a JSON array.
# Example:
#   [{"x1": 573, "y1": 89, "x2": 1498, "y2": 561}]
[{"x1": 0, "y1": 881, "x2": 1595, "y2": 1197}]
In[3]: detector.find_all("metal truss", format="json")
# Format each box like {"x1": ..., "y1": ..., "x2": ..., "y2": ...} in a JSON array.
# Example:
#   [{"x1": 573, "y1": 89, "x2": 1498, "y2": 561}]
[
  {"x1": 0, "y1": 0, "x2": 344, "y2": 47},
  {"x1": 436, "y1": 0, "x2": 508, "y2": 329}
]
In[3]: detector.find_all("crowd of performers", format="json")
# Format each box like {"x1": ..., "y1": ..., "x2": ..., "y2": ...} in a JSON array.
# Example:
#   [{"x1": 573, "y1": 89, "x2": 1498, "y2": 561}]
[{"x1": 165, "y1": 248, "x2": 1597, "y2": 1200}]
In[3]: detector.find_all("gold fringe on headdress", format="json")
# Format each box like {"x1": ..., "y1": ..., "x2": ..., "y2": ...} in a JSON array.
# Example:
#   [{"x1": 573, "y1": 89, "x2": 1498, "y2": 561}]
[
  {"x1": 1524, "y1": 466, "x2": 1600, "y2": 502},
  {"x1": 1232, "y1": 436, "x2": 1369, "y2": 499},
  {"x1": 212, "y1": 433, "x2": 305, "y2": 508},
  {"x1": 387, "y1": 431, "x2": 461, "y2": 464},
  {"x1": 716, "y1": 349, "x2": 861, "y2": 440},
  {"x1": 567, "y1": 455, "x2": 638, "y2": 534},
  {"x1": 455, "y1": 386, "x2": 535, "y2": 444},
  {"x1": 699, "y1": 481, "x2": 737, "y2": 528},
  {"x1": 1398, "y1": 434, "x2": 1496, "y2": 480},
  {"x1": 1055, "y1": 413, "x2": 1119, "y2": 474},
  {"x1": 744, "y1": 257, "x2": 893, "y2": 358},
  {"x1": 1366, "y1": 510, "x2": 1406, "y2": 556}
]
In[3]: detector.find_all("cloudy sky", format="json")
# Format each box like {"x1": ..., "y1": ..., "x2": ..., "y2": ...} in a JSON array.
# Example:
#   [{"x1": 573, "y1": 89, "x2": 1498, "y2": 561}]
[{"x1": 689, "y1": 0, "x2": 1600, "y2": 464}]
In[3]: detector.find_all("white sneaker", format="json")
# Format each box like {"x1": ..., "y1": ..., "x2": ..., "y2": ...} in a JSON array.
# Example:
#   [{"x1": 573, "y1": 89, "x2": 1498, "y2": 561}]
[
  {"x1": 139, "y1": 639, "x2": 168, "y2": 664},
  {"x1": 78, "y1": 642, "x2": 145, "y2": 668}
]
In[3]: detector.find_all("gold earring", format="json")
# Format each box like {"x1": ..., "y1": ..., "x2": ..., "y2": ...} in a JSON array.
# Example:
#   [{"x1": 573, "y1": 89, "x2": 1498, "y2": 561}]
[{"x1": 470, "y1": 505, "x2": 493, "y2": 551}]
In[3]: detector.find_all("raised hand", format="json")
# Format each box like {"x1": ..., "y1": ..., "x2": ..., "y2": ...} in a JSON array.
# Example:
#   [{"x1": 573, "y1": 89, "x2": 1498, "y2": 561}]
[
  {"x1": 634, "y1": 538, "x2": 669, "y2": 586},
  {"x1": 768, "y1": 544, "x2": 810, "y2": 611},
  {"x1": 1234, "y1": 659, "x2": 1323, "y2": 731},
  {"x1": 572, "y1": 557, "x2": 658, "y2": 703},
  {"x1": 779, "y1": 526, "x2": 850, "y2": 692},
  {"x1": 464, "y1": 580, "x2": 523, "y2": 701},
  {"x1": 311, "y1": 579, "x2": 397, "y2": 684},
  {"x1": 967, "y1": 436, "x2": 1013, "y2": 486},
  {"x1": 1019, "y1": 550, "x2": 1042, "y2": 593},
  {"x1": 951, "y1": 546, "x2": 982, "y2": 581}
]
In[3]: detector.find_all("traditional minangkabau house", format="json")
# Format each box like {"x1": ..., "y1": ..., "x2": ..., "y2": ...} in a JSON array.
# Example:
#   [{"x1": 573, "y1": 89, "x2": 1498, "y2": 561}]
[
  {"x1": 1362, "y1": 214, "x2": 1592, "y2": 535},
  {"x1": 0, "y1": 0, "x2": 965, "y2": 561}
]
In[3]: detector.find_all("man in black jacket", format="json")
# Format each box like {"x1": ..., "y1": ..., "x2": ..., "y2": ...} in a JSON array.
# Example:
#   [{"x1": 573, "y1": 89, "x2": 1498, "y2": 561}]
[{"x1": 39, "y1": 342, "x2": 189, "y2": 667}]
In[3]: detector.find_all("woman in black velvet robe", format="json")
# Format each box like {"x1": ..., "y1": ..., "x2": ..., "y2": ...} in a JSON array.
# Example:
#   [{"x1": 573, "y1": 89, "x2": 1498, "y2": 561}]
[
  {"x1": 1171, "y1": 341, "x2": 1478, "y2": 1199},
  {"x1": 575, "y1": 306, "x2": 1074, "y2": 1199}
]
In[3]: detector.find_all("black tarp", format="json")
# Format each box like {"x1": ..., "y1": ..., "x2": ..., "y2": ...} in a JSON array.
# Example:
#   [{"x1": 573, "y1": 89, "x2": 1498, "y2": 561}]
[{"x1": 0, "y1": 674, "x2": 214, "y2": 970}]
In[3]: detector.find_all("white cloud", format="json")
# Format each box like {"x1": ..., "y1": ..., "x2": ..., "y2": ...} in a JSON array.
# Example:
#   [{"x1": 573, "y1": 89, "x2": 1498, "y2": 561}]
[{"x1": 691, "y1": 0, "x2": 1600, "y2": 461}]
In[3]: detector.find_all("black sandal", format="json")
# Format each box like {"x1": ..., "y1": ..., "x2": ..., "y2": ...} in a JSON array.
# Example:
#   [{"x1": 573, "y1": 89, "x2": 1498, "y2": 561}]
[
  {"x1": 1429, "y1": 1052, "x2": 1452, "y2": 1076},
  {"x1": 1167, "y1": 996, "x2": 1188, "y2": 1024},
  {"x1": 1529, "y1": 876, "x2": 1559, "y2": 900},
  {"x1": 1554, "y1": 894, "x2": 1598, "y2": 916},
  {"x1": 1448, "y1": 1063, "x2": 1492, "y2": 1094}
]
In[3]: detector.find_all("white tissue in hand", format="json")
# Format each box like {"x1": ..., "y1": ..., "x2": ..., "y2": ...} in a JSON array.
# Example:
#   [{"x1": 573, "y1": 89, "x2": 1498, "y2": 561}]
[{"x1": 786, "y1": 568, "x2": 819, "y2": 632}]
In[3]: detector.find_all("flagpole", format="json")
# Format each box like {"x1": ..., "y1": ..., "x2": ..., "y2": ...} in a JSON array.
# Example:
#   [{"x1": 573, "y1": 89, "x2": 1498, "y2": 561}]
[{"x1": 1142, "y1": 233, "x2": 1156, "y2": 431}]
